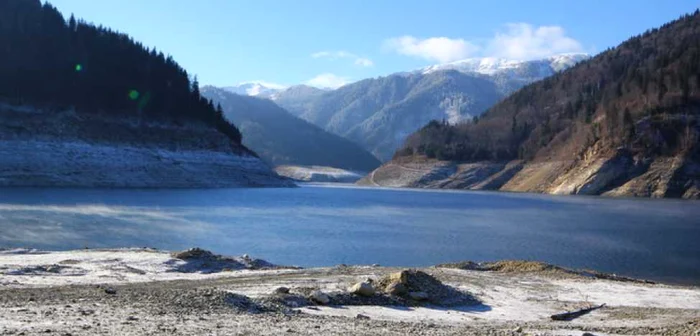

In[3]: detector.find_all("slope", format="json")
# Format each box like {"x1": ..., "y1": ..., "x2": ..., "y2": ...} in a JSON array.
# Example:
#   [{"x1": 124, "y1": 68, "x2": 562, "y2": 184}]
[
  {"x1": 202, "y1": 87, "x2": 381, "y2": 172},
  {"x1": 367, "y1": 11, "x2": 700, "y2": 199},
  {"x1": 0, "y1": 0, "x2": 289, "y2": 188}
]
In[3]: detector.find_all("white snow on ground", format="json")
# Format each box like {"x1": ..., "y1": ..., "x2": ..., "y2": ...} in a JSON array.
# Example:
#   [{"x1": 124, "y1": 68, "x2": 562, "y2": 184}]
[
  {"x1": 3, "y1": 249, "x2": 697, "y2": 329},
  {"x1": 0, "y1": 248, "x2": 295, "y2": 287},
  {"x1": 293, "y1": 268, "x2": 700, "y2": 325},
  {"x1": 0, "y1": 140, "x2": 292, "y2": 188},
  {"x1": 275, "y1": 165, "x2": 364, "y2": 183}
]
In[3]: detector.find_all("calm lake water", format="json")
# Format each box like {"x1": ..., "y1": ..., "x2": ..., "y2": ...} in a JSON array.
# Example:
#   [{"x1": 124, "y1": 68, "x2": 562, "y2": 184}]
[{"x1": 0, "y1": 184, "x2": 699, "y2": 284}]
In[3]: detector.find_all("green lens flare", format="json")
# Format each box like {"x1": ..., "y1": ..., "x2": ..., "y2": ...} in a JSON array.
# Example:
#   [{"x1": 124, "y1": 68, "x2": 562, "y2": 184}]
[
  {"x1": 75, "y1": 64, "x2": 82, "y2": 72},
  {"x1": 128, "y1": 90, "x2": 140, "y2": 100}
]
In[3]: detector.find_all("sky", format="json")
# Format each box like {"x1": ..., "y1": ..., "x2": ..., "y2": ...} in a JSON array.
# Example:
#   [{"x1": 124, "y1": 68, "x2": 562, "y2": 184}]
[{"x1": 48, "y1": 0, "x2": 699, "y2": 89}]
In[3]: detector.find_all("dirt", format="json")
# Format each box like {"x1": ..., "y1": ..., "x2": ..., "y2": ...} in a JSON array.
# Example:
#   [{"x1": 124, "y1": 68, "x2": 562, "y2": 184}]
[{"x1": 1, "y1": 250, "x2": 699, "y2": 335}]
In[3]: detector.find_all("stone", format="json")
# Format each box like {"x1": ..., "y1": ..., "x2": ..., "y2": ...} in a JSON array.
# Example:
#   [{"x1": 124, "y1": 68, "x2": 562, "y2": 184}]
[
  {"x1": 274, "y1": 287, "x2": 290, "y2": 294},
  {"x1": 385, "y1": 282, "x2": 407, "y2": 296},
  {"x1": 408, "y1": 291, "x2": 429, "y2": 301},
  {"x1": 104, "y1": 287, "x2": 117, "y2": 295},
  {"x1": 355, "y1": 314, "x2": 370, "y2": 320},
  {"x1": 385, "y1": 271, "x2": 409, "y2": 284},
  {"x1": 309, "y1": 290, "x2": 330, "y2": 305},
  {"x1": 513, "y1": 326, "x2": 523, "y2": 333},
  {"x1": 348, "y1": 281, "x2": 375, "y2": 297}
]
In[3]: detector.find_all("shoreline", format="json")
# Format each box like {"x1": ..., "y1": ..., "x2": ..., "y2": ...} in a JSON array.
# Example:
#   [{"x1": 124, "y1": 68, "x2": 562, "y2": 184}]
[{"x1": 1, "y1": 248, "x2": 698, "y2": 335}]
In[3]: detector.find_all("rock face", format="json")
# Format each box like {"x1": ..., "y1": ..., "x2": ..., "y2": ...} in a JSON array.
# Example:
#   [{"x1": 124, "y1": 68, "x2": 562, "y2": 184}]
[
  {"x1": 359, "y1": 154, "x2": 700, "y2": 199},
  {"x1": 0, "y1": 106, "x2": 292, "y2": 188}
]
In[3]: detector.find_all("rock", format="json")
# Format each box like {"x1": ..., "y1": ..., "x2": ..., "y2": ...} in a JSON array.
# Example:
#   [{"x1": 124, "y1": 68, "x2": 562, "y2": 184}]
[
  {"x1": 385, "y1": 282, "x2": 407, "y2": 296},
  {"x1": 513, "y1": 326, "x2": 523, "y2": 333},
  {"x1": 385, "y1": 271, "x2": 409, "y2": 285},
  {"x1": 308, "y1": 290, "x2": 330, "y2": 305},
  {"x1": 126, "y1": 316, "x2": 138, "y2": 321},
  {"x1": 371, "y1": 264, "x2": 380, "y2": 267},
  {"x1": 408, "y1": 291, "x2": 429, "y2": 301},
  {"x1": 582, "y1": 333, "x2": 596, "y2": 336},
  {"x1": 274, "y1": 287, "x2": 290, "y2": 294},
  {"x1": 104, "y1": 287, "x2": 117, "y2": 295},
  {"x1": 355, "y1": 314, "x2": 370, "y2": 320},
  {"x1": 348, "y1": 281, "x2": 375, "y2": 297},
  {"x1": 172, "y1": 247, "x2": 216, "y2": 260}
]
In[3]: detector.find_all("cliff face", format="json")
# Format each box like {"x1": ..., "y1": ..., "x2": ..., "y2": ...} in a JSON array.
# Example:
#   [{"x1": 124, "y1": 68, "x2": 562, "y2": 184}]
[
  {"x1": 358, "y1": 155, "x2": 699, "y2": 199},
  {"x1": 0, "y1": 104, "x2": 292, "y2": 188}
]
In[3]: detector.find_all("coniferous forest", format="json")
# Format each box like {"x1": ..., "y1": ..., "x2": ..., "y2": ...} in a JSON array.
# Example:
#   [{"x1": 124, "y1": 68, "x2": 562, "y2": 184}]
[
  {"x1": 398, "y1": 11, "x2": 700, "y2": 163},
  {"x1": 0, "y1": 0, "x2": 241, "y2": 144}
]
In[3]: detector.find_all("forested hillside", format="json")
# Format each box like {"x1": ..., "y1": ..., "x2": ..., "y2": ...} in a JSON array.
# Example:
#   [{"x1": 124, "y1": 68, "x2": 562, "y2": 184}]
[
  {"x1": 367, "y1": 11, "x2": 700, "y2": 198},
  {"x1": 202, "y1": 87, "x2": 381, "y2": 171},
  {"x1": 399, "y1": 11, "x2": 700, "y2": 164},
  {"x1": 0, "y1": 0, "x2": 241, "y2": 144}
]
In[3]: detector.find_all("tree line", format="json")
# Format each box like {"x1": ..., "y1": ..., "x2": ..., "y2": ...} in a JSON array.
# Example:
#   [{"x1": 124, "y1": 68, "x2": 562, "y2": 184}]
[{"x1": 0, "y1": 0, "x2": 241, "y2": 144}]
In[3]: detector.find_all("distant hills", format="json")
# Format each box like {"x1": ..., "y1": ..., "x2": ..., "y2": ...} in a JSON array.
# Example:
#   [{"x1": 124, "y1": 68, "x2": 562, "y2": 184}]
[
  {"x1": 365, "y1": 11, "x2": 700, "y2": 199},
  {"x1": 201, "y1": 87, "x2": 380, "y2": 171},
  {"x1": 229, "y1": 54, "x2": 588, "y2": 161}
]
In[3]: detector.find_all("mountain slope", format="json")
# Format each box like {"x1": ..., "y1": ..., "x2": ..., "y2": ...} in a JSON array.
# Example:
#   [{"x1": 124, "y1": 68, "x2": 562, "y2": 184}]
[
  {"x1": 0, "y1": 0, "x2": 289, "y2": 187},
  {"x1": 201, "y1": 87, "x2": 380, "y2": 171},
  {"x1": 275, "y1": 54, "x2": 586, "y2": 161},
  {"x1": 364, "y1": 11, "x2": 700, "y2": 199}
]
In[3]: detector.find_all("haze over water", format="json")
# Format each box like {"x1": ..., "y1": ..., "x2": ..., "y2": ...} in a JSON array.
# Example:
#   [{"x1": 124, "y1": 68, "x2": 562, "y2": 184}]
[{"x1": 1, "y1": 185, "x2": 698, "y2": 284}]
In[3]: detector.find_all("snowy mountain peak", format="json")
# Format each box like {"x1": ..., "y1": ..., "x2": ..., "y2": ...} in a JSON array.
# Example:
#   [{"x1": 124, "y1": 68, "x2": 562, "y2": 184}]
[
  {"x1": 223, "y1": 82, "x2": 287, "y2": 98},
  {"x1": 420, "y1": 53, "x2": 590, "y2": 76}
]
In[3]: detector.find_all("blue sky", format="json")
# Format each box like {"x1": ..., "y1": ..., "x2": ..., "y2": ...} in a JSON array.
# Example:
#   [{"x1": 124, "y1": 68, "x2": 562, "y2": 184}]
[{"x1": 48, "y1": 0, "x2": 698, "y2": 88}]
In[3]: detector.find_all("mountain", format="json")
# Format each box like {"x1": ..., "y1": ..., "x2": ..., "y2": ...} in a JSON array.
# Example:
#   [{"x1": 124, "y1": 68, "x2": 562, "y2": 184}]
[
  {"x1": 0, "y1": 0, "x2": 289, "y2": 188},
  {"x1": 223, "y1": 82, "x2": 286, "y2": 99},
  {"x1": 362, "y1": 11, "x2": 700, "y2": 199},
  {"x1": 271, "y1": 85, "x2": 328, "y2": 111},
  {"x1": 201, "y1": 87, "x2": 381, "y2": 171},
  {"x1": 275, "y1": 54, "x2": 586, "y2": 161}
]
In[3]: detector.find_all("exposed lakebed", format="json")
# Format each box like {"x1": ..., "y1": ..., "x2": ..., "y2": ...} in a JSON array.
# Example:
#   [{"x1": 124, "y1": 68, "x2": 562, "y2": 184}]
[{"x1": 0, "y1": 185, "x2": 698, "y2": 284}]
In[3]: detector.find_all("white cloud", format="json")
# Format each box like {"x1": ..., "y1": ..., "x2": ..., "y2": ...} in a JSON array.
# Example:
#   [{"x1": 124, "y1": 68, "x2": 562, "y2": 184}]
[
  {"x1": 384, "y1": 23, "x2": 585, "y2": 63},
  {"x1": 382, "y1": 36, "x2": 480, "y2": 63},
  {"x1": 305, "y1": 73, "x2": 350, "y2": 89},
  {"x1": 311, "y1": 50, "x2": 374, "y2": 67},
  {"x1": 486, "y1": 23, "x2": 584, "y2": 60}
]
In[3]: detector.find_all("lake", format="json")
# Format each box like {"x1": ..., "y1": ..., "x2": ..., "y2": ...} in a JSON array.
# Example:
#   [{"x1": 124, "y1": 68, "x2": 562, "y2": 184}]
[{"x1": 0, "y1": 184, "x2": 699, "y2": 284}]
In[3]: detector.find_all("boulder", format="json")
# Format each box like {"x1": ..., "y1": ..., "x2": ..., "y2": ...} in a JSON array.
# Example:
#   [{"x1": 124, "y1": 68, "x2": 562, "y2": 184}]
[
  {"x1": 274, "y1": 287, "x2": 290, "y2": 295},
  {"x1": 348, "y1": 281, "x2": 375, "y2": 297},
  {"x1": 384, "y1": 282, "x2": 407, "y2": 296},
  {"x1": 309, "y1": 290, "x2": 330, "y2": 305}
]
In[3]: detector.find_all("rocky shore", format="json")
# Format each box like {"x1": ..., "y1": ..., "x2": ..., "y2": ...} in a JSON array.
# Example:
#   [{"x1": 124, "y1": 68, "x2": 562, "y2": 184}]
[
  {"x1": 0, "y1": 105, "x2": 293, "y2": 188},
  {"x1": 1, "y1": 248, "x2": 698, "y2": 335},
  {"x1": 358, "y1": 155, "x2": 700, "y2": 199}
]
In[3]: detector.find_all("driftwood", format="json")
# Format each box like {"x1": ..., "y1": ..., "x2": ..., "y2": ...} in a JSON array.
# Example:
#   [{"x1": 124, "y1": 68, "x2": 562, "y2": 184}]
[{"x1": 550, "y1": 303, "x2": 606, "y2": 321}]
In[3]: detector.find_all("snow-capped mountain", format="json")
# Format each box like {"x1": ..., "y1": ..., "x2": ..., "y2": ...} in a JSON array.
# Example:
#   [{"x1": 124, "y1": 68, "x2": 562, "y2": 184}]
[
  {"x1": 421, "y1": 53, "x2": 590, "y2": 77},
  {"x1": 223, "y1": 82, "x2": 286, "y2": 99}
]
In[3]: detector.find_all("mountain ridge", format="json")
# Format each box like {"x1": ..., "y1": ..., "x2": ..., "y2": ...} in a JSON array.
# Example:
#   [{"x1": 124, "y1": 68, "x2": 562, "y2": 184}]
[
  {"x1": 362, "y1": 11, "x2": 700, "y2": 199},
  {"x1": 202, "y1": 86, "x2": 381, "y2": 171}
]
